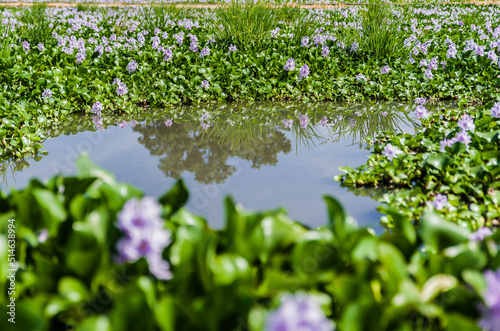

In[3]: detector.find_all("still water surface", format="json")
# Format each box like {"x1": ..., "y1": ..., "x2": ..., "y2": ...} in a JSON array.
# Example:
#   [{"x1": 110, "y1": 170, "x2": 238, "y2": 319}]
[{"x1": 0, "y1": 102, "x2": 417, "y2": 230}]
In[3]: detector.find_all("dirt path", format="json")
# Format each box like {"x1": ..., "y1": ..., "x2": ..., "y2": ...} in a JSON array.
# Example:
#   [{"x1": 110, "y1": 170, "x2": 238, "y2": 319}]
[{"x1": 0, "y1": 1, "x2": 499, "y2": 7}]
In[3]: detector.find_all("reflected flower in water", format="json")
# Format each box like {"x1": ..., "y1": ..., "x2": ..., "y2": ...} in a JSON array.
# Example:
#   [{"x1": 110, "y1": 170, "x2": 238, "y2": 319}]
[
  {"x1": 414, "y1": 97, "x2": 427, "y2": 105},
  {"x1": 129, "y1": 120, "x2": 138, "y2": 127},
  {"x1": 415, "y1": 105, "x2": 430, "y2": 119},
  {"x1": 117, "y1": 120, "x2": 128, "y2": 129},
  {"x1": 299, "y1": 114, "x2": 309, "y2": 128},
  {"x1": 320, "y1": 116, "x2": 328, "y2": 126},
  {"x1": 201, "y1": 121, "x2": 210, "y2": 130},
  {"x1": 283, "y1": 119, "x2": 294, "y2": 129}
]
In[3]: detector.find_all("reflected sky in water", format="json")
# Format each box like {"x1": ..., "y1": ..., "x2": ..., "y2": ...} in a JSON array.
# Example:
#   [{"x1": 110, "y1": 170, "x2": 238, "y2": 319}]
[{"x1": 0, "y1": 103, "x2": 418, "y2": 231}]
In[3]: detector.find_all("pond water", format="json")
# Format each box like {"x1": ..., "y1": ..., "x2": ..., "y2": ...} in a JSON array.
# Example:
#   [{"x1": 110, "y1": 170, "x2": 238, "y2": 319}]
[{"x1": 0, "y1": 102, "x2": 418, "y2": 231}]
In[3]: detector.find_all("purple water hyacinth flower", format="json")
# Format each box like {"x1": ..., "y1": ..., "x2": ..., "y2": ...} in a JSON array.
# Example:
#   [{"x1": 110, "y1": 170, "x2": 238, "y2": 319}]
[
  {"x1": 200, "y1": 80, "x2": 209, "y2": 89},
  {"x1": 116, "y1": 82, "x2": 128, "y2": 96},
  {"x1": 200, "y1": 121, "x2": 210, "y2": 130},
  {"x1": 284, "y1": 58, "x2": 295, "y2": 71},
  {"x1": 163, "y1": 48, "x2": 173, "y2": 61},
  {"x1": 415, "y1": 105, "x2": 430, "y2": 119},
  {"x1": 116, "y1": 197, "x2": 172, "y2": 280},
  {"x1": 91, "y1": 101, "x2": 104, "y2": 114},
  {"x1": 201, "y1": 112, "x2": 209, "y2": 121},
  {"x1": 200, "y1": 46, "x2": 210, "y2": 58},
  {"x1": 469, "y1": 227, "x2": 493, "y2": 242},
  {"x1": 383, "y1": 143, "x2": 402, "y2": 161},
  {"x1": 356, "y1": 73, "x2": 367, "y2": 81},
  {"x1": 381, "y1": 111, "x2": 388, "y2": 117},
  {"x1": 190, "y1": 41, "x2": 199, "y2": 52},
  {"x1": 92, "y1": 114, "x2": 104, "y2": 132},
  {"x1": 117, "y1": 120, "x2": 127, "y2": 129},
  {"x1": 432, "y1": 193, "x2": 449, "y2": 210},
  {"x1": 162, "y1": 32, "x2": 168, "y2": 40},
  {"x1": 270, "y1": 27, "x2": 280, "y2": 38},
  {"x1": 127, "y1": 60, "x2": 138, "y2": 73},
  {"x1": 457, "y1": 114, "x2": 475, "y2": 132},
  {"x1": 350, "y1": 41, "x2": 359, "y2": 52},
  {"x1": 299, "y1": 64, "x2": 310, "y2": 79},
  {"x1": 440, "y1": 138, "x2": 453, "y2": 152},
  {"x1": 320, "y1": 116, "x2": 328, "y2": 126},
  {"x1": 42, "y1": 89, "x2": 52, "y2": 100},
  {"x1": 301, "y1": 36, "x2": 310, "y2": 47},
  {"x1": 349, "y1": 117, "x2": 356, "y2": 128},
  {"x1": 424, "y1": 68, "x2": 433, "y2": 80},
  {"x1": 22, "y1": 41, "x2": 30, "y2": 53},
  {"x1": 129, "y1": 120, "x2": 138, "y2": 127},
  {"x1": 429, "y1": 57, "x2": 438, "y2": 70},
  {"x1": 154, "y1": 28, "x2": 161, "y2": 35},
  {"x1": 164, "y1": 119, "x2": 173, "y2": 127},
  {"x1": 321, "y1": 45, "x2": 330, "y2": 57},
  {"x1": 491, "y1": 103, "x2": 500, "y2": 118},
  {"x1": 37, "y1": 43, "x2": 45, "y2": 51},
  {"x1": 299, "y1": 114, "x2": 309, "y2": 128},
  {"x1": 283, "y1": 119, "x2": 294, "y2": 129},
  {"x1": 419, "y1": 59, "x2": 428, "y2": 67},
  {"x1": 454, "y1": 130, "x2": 472, "y2": 145},
  {"x1": 76, "y1": 52, "x2": 86, "y2": 64},
  {"x1": 265, "y1": 293, "x2": 335, "y2": 331},
  {"x1": 381, "y1": 65, "x2": 391, "y2": 74},
  {"x1": 414, "y1": 97, "x2": 427, "y2": 105},
  {"x1": 228, "y1": 44, "x2": 237, "y2": 53},
  {"x1": 478, "y1": 269, "x2": 500, "y2": 331}
]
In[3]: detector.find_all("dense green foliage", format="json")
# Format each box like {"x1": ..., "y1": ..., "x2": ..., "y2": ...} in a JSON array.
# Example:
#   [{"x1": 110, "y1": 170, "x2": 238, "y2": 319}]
[
  {"x1": 337, "y1": 102, "x2": 500, "y2": 230},
  {"x1": 0, "y1": 3, "x2": 499, "y2": 159},
  {"x1": 0, "y1": 155, "x2": 499, "y2": 331}
]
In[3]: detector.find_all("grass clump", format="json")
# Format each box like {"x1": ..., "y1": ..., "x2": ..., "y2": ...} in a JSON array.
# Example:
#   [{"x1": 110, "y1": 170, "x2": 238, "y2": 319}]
[{"x1": 14, "y1": 2, "x2": 54, "y2": 45}]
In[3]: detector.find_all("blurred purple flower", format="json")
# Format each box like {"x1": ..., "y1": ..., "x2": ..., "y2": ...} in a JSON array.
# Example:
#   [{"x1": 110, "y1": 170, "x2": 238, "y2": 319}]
[
  {"x1": 414, "y1": 97, "x2": 427, "y2": 105},
  {"x1": 265, "y1": 293, "x2": 334, "y2": 331},
  {"x1": 457, "y1": 114, "x2": 475, "y2": 132},
  {"x1": 381, "y1": 111, "x2": 388, "y2": 116},
  {"x1": 415, "y1": 105, "x2": 430, "y2": 119},
  {"x1": 381, "y1": 66, "x2": 391, "y2": 74},
  {"x1": 117, "y1": 82, "x2": 128, "y2": 96},
  {"x1": 42, "y1": 89, "x2": 52, "y2": 100},
  {"x1": 91, "y1": 101, "x2": 104, "y2": 114},
  {"x1": 129, "y1": 120, "x2": 138, "y2": 127},
  {"x1": 201, "y1": 112, "x2": 209, "y2": 121},
  {"x1": 201, "y1": 121, "x2": 210, "y2": 130},
  {"x1": 299, "y1": 64, "x2": 310, "y2": 79},
  {"x1": 284, "y1": 58, "x2": 295, "y2": 71},
  {"x1": 228, "y1": 44, "x2": 237, "y2": 53},
  {"x1": 469, "y1": 227, "x2": 493, "y2": 242},
  {"x1": 283, "y1": 119, "x2": 294, "y2": 129},
  {"x1": 164, "y1": 119, "x2": 173, "y2": 127},
  {"x1": 22, "y1": 41, "x2": 30, "y2": 53},
  {"x1": 432, "y1": 193, "x2": 448, "y2": 210},
  {"x1": 127, "y1": 59, "x2": 138, "y2": 73},
  {"x1": 200, "y1": 80, "x2": 209, "y2": 89},
  {"x1": 321, "y1": 45, "x2": 330, "y2": 57},
  {"x1": 320, "y1": 116, "x2": 328, "y2": 126},
  {"x1": 36, "y1": 229, "x2": 49, "y2": 243},
  {"x1": 301, "y1": 36, "x2": 310, "y2": 47},
  {"x1": 491, "y1": 103, "x2": 500, "y2": 118},
  {"x1": 478, "y1": 269, "x2": 500, "y2": 331},
  {"x1": 299, "y1": 114, "x2": 309, "y2": 128},
  {"x1": 382, "y1": 143, "x2": 402, "y2": 161},
  {"x1": 200, "y1": 46, "x2": 210, "y2": 58},
  {"x1": 356, "y1": 73, "x2": 367, "y2": 81},
  {"x1": 117, "y1": 120, "x2": 127, "y2": 129}
]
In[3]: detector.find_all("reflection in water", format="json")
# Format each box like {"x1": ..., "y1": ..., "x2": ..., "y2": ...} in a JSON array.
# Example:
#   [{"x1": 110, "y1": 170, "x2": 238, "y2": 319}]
[
  {"x1": 0, "y1": 101, "x2": 420, "y2": 187},
  {"x1": 134, "y1": 122, "x2": 292, "y2": 184}
]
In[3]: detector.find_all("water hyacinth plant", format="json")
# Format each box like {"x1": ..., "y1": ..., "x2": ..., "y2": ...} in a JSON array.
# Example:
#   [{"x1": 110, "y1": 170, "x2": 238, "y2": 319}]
[{"x1": 0, "y1": 155, "x2": 499, "y2": 331}]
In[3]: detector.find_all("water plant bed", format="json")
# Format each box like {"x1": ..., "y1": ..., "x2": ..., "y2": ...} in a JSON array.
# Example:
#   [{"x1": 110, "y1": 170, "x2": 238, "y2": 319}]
[
  {"x1": 1, "y1": 1, "x2": 499, "y2": 159},
  {"x1": 1, "y1": 1, "x2": 500, "y2": 330}
]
